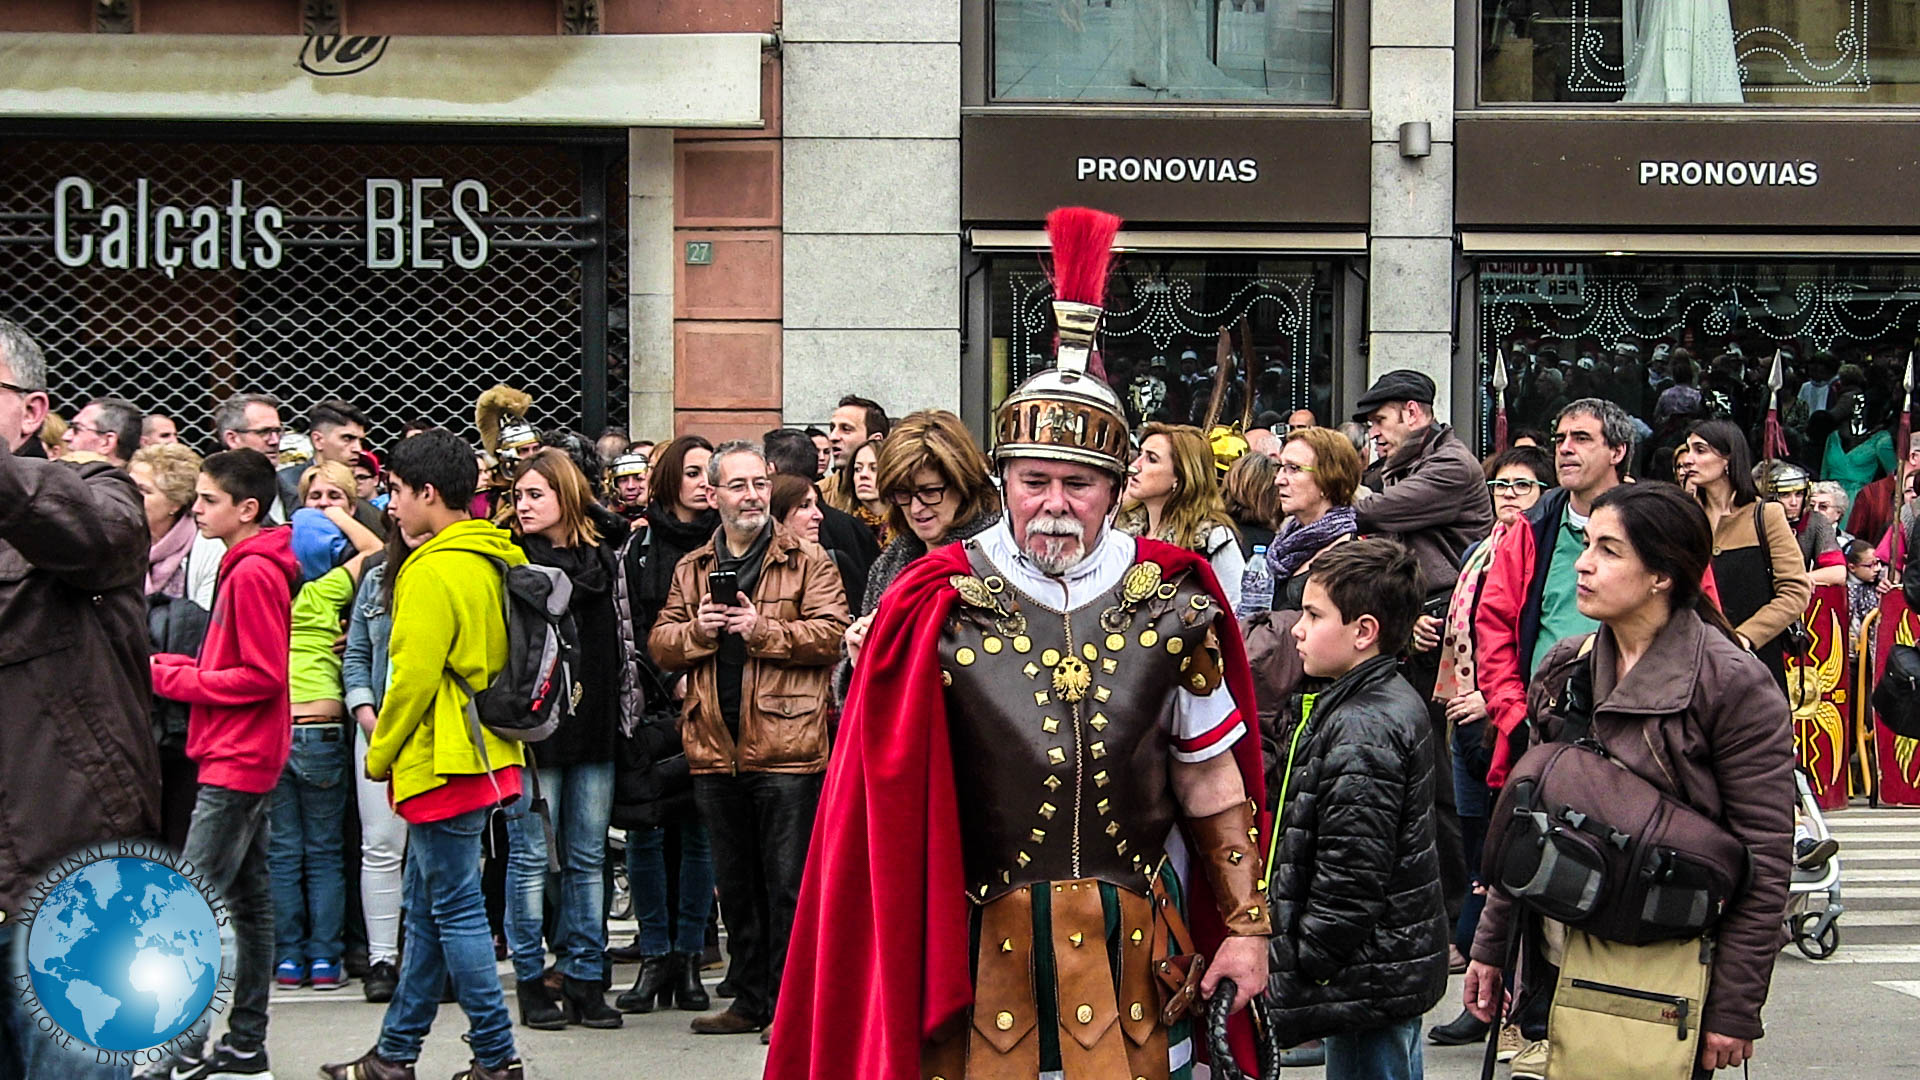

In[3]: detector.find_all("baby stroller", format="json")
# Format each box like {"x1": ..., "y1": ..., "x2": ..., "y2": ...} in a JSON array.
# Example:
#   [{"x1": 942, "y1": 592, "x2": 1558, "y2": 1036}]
[{"x1": 1785, "y1": 768, "x2": 1844, "y2": 960}]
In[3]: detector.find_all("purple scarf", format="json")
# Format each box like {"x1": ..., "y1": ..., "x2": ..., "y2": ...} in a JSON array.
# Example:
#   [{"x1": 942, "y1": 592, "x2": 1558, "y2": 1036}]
[
  {"x1": 1266, "y1": 504, "x2": 1358, "y2": 581},
  {"x1": 147, "y1": 513, "x2": 198, "y2": 598}
]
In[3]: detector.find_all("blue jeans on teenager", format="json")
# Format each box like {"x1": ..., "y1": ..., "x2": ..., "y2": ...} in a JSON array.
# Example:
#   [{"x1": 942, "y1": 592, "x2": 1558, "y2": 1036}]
[
  {"x1": 627, "y1": 816, "x2": 714, "y2": 955},
  {"x1": 503, "y1": 761, "x2": 614, "y2": 982},
  {"x1": 268, "y1": 723, "x2": 352, "y2": 966},
  {"x1": 376, "y1": 808, "x2": 516, "y2": 1069},
  {"x1": 1324, "y1": 1015, "x2": 1423, "y2": 1080}
]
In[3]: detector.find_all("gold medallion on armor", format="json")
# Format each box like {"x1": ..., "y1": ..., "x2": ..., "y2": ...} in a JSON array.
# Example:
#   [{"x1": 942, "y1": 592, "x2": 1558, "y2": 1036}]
[{"x1": 1052, "y1": 655, "x2": 1092, "y2": 703}]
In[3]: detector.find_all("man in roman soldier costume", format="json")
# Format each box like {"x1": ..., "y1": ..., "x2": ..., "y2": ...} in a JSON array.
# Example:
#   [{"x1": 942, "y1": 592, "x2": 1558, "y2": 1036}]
[{"x1": 765, "y1": 208, "x2": 1271, "y2": 1080}]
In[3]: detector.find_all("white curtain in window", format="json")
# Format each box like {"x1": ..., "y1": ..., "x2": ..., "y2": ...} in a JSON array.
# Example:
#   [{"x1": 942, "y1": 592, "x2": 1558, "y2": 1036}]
[{"x1": 1623, "y1": 0, "x2": 1745, "y2": 103}]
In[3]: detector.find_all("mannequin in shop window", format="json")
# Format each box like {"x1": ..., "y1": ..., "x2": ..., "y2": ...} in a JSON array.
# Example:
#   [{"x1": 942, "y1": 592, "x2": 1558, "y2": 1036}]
[
  {"x1": 1821, "y1": 388, "x2": 1896, "y2": 503},
  {"x1": 1622, "y1": 0, "x2": 1744, "y2": 103}
]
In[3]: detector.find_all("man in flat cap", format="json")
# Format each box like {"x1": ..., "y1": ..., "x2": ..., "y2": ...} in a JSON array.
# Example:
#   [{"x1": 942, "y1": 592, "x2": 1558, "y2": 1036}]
[{"x1": 1350, "y1": 368, "x2": 1492, "y2": 943}]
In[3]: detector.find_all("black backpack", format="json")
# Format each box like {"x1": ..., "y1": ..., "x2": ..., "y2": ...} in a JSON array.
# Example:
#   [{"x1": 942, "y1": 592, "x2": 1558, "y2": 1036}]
[{"x1": 450, "y1": 558, "x2": 580, "y2": 746}]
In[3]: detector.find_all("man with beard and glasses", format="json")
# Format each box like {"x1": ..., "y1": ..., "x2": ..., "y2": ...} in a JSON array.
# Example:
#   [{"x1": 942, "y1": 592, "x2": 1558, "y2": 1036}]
[
  {"x1": 649, "y1": 441, "x2": 849, "y2": 1039},
  {"x1": 768, "y1": 207, "x2": 1271, "y2": 1080}
]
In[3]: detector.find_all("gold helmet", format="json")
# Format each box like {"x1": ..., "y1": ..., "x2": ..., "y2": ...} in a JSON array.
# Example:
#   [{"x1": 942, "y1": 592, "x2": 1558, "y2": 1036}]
[{"x1": 992, "y1": 207, "x2": 1132, "y2": 477}]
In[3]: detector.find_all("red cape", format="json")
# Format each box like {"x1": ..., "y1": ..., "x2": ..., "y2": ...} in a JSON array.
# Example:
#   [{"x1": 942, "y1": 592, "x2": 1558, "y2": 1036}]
[{"x1": 765, "y1": 536, "x2": 1269, "y2": 1080}]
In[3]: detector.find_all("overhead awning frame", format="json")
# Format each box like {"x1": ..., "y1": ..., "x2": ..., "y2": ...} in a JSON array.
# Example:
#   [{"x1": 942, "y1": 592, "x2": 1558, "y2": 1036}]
[{"x1": 968, "y1": 228, "x2": 1369, "y2": 254}]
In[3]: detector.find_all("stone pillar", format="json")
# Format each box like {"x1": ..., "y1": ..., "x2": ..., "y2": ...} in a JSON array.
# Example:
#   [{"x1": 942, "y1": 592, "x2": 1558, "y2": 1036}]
[
  {"x1": 1368, "y1": 2, "x2": 1458, "y2": 421},
  {"x1": 628, "y1": 128, "x2": 675, "y2": 440},
  {"x1": 781, "y1": 1, "x2": 962, "y2": 427}
]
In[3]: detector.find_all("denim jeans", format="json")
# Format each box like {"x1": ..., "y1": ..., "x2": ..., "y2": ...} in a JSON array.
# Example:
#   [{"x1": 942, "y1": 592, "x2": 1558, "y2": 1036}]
[
  {"x1": 503, "y1": 761, "x2": 614, "y2": 982},
  {"x1": 0, "y1": 924, "x2": 133, "y2": 1080},
  {"x1": 627, "y1": 817, "x2": 715, "y2": 955},
  {"x1": 267, "y1": 723, "x2": 352, "y2": 965},
  {"x1": 695, "y1": 771, "x2": 823, "y2": 1023},
  {"x1": 376, "y1": 809, "x2": 516, "y2": 1069},
  {"x1": 175, "y1": 785, "x2": 274, "y2": 1059},
  {"x1": 1324, "y1": 1015, "x2": 1423, "y2": 1080},
  {"x1": 354, "y1": 728, "x2": 407, "y2": 965}
]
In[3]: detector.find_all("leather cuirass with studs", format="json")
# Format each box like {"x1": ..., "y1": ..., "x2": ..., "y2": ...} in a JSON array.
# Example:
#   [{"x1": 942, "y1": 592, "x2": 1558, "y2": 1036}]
[{"x1": 939, "y1": 541, "x2": 1226, "y2": 904}]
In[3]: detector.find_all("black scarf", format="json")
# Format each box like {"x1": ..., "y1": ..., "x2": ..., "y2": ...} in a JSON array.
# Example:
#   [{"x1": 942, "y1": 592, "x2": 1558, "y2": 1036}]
[
  {"x1": 639, "y1": 500, "x2": 718, "y2": 604},
  {"x1": 858, "y1": 506, "x2": 1003, "y2": 617}
]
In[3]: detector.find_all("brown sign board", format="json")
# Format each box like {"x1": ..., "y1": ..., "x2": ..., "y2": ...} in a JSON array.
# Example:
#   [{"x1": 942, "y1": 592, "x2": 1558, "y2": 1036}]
[
  {"x1": 961, "y1": 112, "x2": 1371, "y2": 225},
  {"x1": 1457, "y1": 117, "x2": 1920, "y2": 229}
]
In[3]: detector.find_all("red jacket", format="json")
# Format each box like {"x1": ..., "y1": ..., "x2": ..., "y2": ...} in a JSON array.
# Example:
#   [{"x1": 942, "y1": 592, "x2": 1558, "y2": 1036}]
[
  {"x1": 152, "y1": 527, "x2": 298, "y2": 794},
  {"x1": 1476, "y1": 494, "x2": 1720, "y2": 789}
]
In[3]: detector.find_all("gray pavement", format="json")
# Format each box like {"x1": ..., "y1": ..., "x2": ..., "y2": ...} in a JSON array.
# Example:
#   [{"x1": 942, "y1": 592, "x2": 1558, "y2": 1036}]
[{"x1": 256, "y1": 807, "x2": 1920, "y2": 1079}]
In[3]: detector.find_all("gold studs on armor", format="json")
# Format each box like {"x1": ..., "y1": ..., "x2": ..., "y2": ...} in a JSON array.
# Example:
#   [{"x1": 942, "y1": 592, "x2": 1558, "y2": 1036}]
[
  {"x1": 1069, "y1": 932, "x2": 1085, "y2": 948},
  {"x1": 995, "y1": 1011, "x2": 1015, "y2": 1031},
  {"x1": 1044, "y1": 775, "x2": 1063, "y2": 791},
  {"x1": 1081, "y1": 642, "x2": 1098, "y2": 661},
  {"x1": 1034, "y1": 691, "x2": 1050, "y2": 706},
  {"x1": 1089, "y1": 741, "x2": 1106, "y2": 759},
  {"x1": 1093, "y1": 770, "x2": 1110, "y2": 787},
  {"x1": 1167, "y1": 636, "x2": 1185, "y2": 655},
  {"x1": 1038, "y1": 801, "x2": 1056, "y2": 819},
  {"x1": 1041, "y1": 648, "x2": 1061, "y2": 667},
  {"x1": 982, "y1": 636, "x2": 1003, "y2": 655},
  {"x1": 1101, "y1": 658, "x2": 1117, "y2": 675},
  {"x1": 1130, "y1": 1002, "x2": 1145, "y2": 1022},
  {"x1": 1013, "y1": 635, "x2": 1032, "y2": 654},
  {"x1": 1023, "y1": 663, "x2": 1040, "y2": 679},
  {"x1": 1076, "y1": 1004, "x2": 1094, "y2": 1024},
  {"x1": 1094, "y1": 685, "x2": 1111, "y2": 702},
  {"x1": 1042, "y1": 717, "x2": 1060, "y2": 734},
  {"x1": 1106, "y1": 633, "x2": 1126, "y2": 652},
  {"x1": 955, "y1": 647, "x2": 976, "y2": 666},
  {"x1": 1138, "y1": 629, "x2": 1159, "y2": 649},
  {"x1": 1090, "y1": 712, "x2": 1108, "y2": 731},
  {"x1": 1047, "y1": 747, "x2": 1066, "y2": 765}
]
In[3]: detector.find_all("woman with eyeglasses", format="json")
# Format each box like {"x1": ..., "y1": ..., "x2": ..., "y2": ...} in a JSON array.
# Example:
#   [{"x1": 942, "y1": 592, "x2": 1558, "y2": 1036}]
[
  {"x1": 841, "y1": 410, "x2": 1000, "y2": 673},
  {"x1": 1424, "y1": 444, "x2": 1555, "y2": 1044},
  {"x1": 1264, "y1": 426, "x2": 1366, "y2": 612},
  {"x1": 1118, "y1": 421, "x2": 1246, "y2": 608},
  {"x1": 1682, "y1": 421, "x2": 1811, "y2": 687}
]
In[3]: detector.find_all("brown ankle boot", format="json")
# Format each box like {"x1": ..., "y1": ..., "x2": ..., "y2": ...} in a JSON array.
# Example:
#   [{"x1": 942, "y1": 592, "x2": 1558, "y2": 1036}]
[
  {"x1": 318, "y1": 1048, "x2": 417, "y2": 1080},
  {"x1": 689, "y1": 1006, "x2": 767, "y2": 1035}
]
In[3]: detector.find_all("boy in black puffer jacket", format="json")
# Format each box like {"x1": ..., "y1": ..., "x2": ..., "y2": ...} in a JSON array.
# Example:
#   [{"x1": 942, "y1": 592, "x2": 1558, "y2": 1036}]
[{"x1": 1266, "y1": 539, "x2": 1448, "y2": 1080}]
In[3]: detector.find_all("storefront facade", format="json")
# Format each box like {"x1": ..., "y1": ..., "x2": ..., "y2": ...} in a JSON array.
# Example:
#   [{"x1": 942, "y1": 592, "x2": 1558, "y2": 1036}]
[{"x1": 958, "y1": 0, "x2": 1375, "y2": 431}]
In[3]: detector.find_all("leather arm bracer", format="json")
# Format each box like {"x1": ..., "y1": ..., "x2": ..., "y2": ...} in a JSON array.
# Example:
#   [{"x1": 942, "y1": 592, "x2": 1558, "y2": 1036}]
[{"x1": 1188, "y1": 801, "x2": 1273, "y2": 937}]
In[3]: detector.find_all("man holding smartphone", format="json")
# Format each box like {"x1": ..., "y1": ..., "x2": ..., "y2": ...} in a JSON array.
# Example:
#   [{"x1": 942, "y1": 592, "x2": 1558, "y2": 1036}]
[{"x1": 649, "y1": 441, "x2": 850, "y2": 1039}]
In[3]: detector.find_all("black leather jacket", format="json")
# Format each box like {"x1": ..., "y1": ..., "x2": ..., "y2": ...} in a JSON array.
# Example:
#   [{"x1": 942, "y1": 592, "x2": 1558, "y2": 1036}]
[{"x1": 1263, "y1": 655, "x2": 1449, "y2": 1044}]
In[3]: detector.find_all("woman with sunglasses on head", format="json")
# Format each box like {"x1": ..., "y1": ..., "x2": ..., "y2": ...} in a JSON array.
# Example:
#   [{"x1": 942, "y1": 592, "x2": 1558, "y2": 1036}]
[
  {"x1": 1118, "y1": 421, "x2": 1245, "y2": 608},
  {"x1": 1681, "y1": 421, "x2": 1811, "y2": 687},
  {"x1": 840, "y1": 410, "x2": 1000, "y2": 674}
]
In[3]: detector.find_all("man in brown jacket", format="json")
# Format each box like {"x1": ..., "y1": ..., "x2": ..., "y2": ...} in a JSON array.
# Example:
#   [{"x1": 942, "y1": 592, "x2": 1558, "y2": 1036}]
[
  {"x1": 0, "y1": 319, "x2": 159, "y2": 1080},
  {"x1": 650, "y1": 440, "x2": 849, "y2": 1038},
  {"x1": 1352, "y1": 369, "x2": 1498, "y2": 946}
]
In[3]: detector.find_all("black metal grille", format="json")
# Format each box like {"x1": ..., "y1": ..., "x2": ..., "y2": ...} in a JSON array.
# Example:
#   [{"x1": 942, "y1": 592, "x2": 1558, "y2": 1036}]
[{"x1": 0, "y1": 134, "x2": 627, "y2": 451}]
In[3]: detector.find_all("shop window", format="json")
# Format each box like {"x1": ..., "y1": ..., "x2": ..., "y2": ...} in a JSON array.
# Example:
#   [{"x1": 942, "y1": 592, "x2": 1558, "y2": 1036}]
[
  {"x1": 992, "y1": 0, "x2": 1335, "y2": 102},
  {"x1": 1480, "y1": 1, "x2": 1920, "y2": 105},
  {"x1": 1478, "y1": 260, "x2": 1918, "y2": 498},
  {"x1": 989, "y1": 254, "x2": 1338, "y2": 430}
]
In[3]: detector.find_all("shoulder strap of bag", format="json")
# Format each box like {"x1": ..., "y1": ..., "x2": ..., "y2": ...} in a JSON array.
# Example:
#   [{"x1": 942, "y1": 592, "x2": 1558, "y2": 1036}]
[
  {"x1": 1556, "y1": 634, "x2": 1599, "y2": 745},
  {"x1": 1755, "y1": 502, "x2": 1773, "y2": 590}
]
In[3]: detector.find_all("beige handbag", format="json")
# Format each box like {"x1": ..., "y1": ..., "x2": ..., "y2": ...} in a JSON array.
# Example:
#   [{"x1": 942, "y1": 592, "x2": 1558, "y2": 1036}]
[{"x1": 1544, "y1": 928, "x2": 1711, "y2": 1080}]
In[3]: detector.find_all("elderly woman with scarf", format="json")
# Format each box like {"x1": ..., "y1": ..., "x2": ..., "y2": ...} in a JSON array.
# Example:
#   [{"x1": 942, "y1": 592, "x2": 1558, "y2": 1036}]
[
  {"x1": 1265, "y1": 427, "x2": 1365, "y2": 610},
  {"x1": 839, "y1": 410, "x2": 1000, "y2": 684}
]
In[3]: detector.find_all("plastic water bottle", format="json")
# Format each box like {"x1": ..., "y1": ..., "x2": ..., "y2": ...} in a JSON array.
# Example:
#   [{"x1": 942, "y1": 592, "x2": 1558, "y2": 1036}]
[{"x1": 1238, "y1": 545, "x2": 1274, "y2": 617}]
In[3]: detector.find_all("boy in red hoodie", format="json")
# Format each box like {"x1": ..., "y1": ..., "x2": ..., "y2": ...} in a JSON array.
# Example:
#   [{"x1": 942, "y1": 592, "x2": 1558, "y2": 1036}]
[{"x1": 148, "y1": 449, "x2": 299, "y2": 1080}]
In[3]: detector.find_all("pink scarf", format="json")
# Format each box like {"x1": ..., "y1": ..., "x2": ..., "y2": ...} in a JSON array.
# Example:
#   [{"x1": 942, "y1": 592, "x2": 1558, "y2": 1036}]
[
  {"x1": 146, "y1": 513, "x2": 198, "y2": 598},
  {"x1": 1433, "y1": 519, "x2": 1511, "y2": 702}
]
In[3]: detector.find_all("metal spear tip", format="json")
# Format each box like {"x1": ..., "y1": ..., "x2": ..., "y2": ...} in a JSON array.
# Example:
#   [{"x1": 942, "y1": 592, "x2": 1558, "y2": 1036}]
[
  {"x1": 1767, "y1": 348, "x2": 1784, "y2": 394},
  {"x1": 1492, "y1": 349, "x2": 1509, "y2": 393},
  {"x1": 1906, "y1": 351, "x2": 1914, "y2": 394}
]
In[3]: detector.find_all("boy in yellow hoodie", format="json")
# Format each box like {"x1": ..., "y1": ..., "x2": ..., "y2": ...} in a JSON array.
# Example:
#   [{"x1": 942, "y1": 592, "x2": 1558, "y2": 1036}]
[{"x1": 324, "y1": 430, "x2": 528, "y2": 1080}]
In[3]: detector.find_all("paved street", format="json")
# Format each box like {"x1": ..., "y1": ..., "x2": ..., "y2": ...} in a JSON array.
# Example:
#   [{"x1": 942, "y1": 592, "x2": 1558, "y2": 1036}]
[{"x1": 255, "y1": 808, "x2": 1920, "y2": 1080}]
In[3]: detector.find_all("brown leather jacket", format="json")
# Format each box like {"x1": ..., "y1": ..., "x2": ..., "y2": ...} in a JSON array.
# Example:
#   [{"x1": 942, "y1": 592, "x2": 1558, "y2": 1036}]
[
  {"x1": 649, "y1": 524, "x2": 849, "y2": 776},
  {"x1": 0, "y1": 443, "x2": 160, "y2": 916},
  {"x1": 1471, "y1": 608, "x2": 1794, "y2": 1043}
]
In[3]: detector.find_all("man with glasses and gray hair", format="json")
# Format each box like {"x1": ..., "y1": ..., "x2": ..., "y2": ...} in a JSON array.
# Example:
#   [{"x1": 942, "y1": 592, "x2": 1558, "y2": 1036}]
[
  {"x1": 0, "y1": 318, "x2": 160, "y2": 1080},
  {"x1": 213, "y1": 391, "x2": 285, "y2": 457},
  {"x1": 63, "y1": 396, "x2": 143, "y2": 467},
  {"x1": 649, "y1": 440, "x2": 849, "y2": 1039}
]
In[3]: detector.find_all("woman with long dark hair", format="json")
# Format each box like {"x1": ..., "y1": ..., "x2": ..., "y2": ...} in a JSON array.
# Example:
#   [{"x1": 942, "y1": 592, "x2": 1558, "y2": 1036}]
[
  {"x1": 503, "y1": 449, "x2": 630, "y2": 1030},
  {"x1": 1464, "y1": 482, "x2": 1793, "y2": 1077},
  {"x1": 611, "y1": 434, "x2": 718, "y2": 1016},
  {"x1": 1681, "y1": 421, "x2": 1811, "y2": 685}
]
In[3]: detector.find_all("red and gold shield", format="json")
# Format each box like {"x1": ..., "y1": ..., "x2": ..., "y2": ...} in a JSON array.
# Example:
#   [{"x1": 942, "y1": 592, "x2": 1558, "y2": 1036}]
[
  {"x1": 1787, "y1": 585, "x2": 1851, "y2": 810},
  {"x1": 1871, "y1": 591, "x2": 1920, "y2": 806}
]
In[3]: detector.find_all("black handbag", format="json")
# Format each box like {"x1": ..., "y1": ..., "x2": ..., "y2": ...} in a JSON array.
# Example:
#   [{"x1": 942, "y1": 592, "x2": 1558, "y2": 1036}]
[{"x1": 1873, "y1": 642, "x2": 1920, "y2": 740}]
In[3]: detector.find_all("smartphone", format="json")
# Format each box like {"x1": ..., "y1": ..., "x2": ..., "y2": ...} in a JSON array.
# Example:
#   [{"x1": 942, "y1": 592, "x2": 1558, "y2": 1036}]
[{"x1": 708, "y1": 569, "x2": 740, "y2": 607}]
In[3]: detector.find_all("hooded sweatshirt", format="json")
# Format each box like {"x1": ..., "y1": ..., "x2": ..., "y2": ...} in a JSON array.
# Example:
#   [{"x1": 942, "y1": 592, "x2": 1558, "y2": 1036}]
[
  {"x1": 151, "y1": 526, "x2": 300, "y2": 794},
  {"x1": 367, "y1": 518, "x2": 529, "y2": 811}
]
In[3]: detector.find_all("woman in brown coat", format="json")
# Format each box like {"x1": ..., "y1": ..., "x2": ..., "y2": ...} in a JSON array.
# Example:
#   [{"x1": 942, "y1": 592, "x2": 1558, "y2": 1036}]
[{"x1": 1463, "y1": 482, "x2": 1794, "y2": 1075}]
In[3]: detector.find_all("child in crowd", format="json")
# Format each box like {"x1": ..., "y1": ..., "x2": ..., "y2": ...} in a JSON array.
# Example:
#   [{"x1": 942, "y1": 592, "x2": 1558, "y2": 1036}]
[
  {"x1": 269, "y1": 460, "x2": 383, "y2": 992},
  {"x1": 148, "y1": 449, "x2": 301, "y2": 1080},
  {"x1": 323, "y1": 430, "x2": 529, "y2": 1080},
  {"x1": 1264, "y1": 538, "x2": 1449, "y2": 1080},
  {"x1": 1845, "y1": 539, "x2": 1886, "y2": 644}
]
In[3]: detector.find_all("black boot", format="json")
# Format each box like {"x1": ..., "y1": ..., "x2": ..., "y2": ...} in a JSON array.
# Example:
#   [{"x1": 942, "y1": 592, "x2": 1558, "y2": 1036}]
[
  {"x1": 673, "y1": 952, "x2": 711, "y2": 1012},
  {"x1": 515, "y1": 979, "x2": 567, "y2": 1030},
  {"x1": 616, "y1": 954, "x2": 675, "y2": 1013},
  {"x1": 1427, "y1": 1008, "x2": 1491, "y2": 1046},
  {"x1": 561, "y1": 974, "x2": 624, "y2": 1029}
]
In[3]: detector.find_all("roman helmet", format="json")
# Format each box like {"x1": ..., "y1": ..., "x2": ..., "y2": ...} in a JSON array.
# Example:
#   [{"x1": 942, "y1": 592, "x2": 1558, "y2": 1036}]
[
  {"x1": 992, "y1": 207, "x2": 1132, "y2": 478},
  {"x1": 1758, "y1": 460, "x2": 1811, "y2": 498}
]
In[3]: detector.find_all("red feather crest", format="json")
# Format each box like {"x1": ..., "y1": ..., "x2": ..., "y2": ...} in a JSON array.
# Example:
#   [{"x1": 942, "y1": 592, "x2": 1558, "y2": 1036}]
[{"x1": 1044, "y1": 206, "x2": 1123, "y2": 306}]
